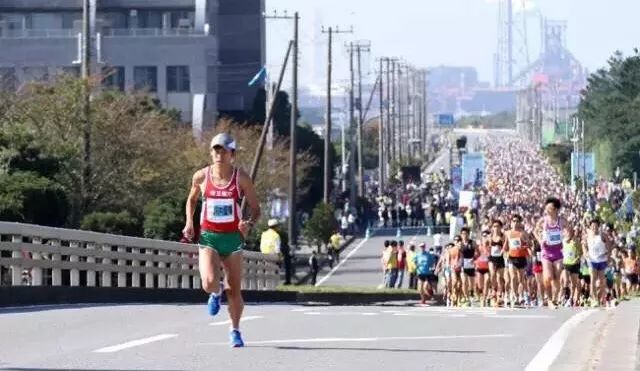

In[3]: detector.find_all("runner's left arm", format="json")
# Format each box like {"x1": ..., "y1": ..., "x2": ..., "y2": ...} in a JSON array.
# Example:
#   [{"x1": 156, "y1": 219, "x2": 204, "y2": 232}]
[{"x1": 237, "y1": 168, "x2": 261, "y2": 232}]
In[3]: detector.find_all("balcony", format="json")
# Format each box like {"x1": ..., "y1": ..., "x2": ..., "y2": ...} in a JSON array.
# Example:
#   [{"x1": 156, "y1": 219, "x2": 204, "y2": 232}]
[
  {"x1": 0, "y1": 27, "x2": 207, "y2": 39},
  {"x1": 102, "y1": 27, "x2": 206, "y2": 37},
  {"x1": 0, "y1": 29, "x2": 77, "y2": 38}
]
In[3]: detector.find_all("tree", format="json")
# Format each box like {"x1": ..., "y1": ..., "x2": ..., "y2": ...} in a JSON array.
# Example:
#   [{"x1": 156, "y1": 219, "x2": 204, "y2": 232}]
[
  {"x1": 542, "y1": 143, "x2": 572, "y2": 183},
  {"x1": 302, "y1": 202, "x2": 336, "y2": 252},
  {"x1": 143, "y1": 191, "x2": 185, "y2": 241},
  {"x1": 80, "y1": 211, "x2": 140, "y2": 236},
  {"x1": 579, "y1": 49, "x2": 640, "y2": 177},
  {"x1": 0, "y1": 171, "x2": 69, "y2": 227}
]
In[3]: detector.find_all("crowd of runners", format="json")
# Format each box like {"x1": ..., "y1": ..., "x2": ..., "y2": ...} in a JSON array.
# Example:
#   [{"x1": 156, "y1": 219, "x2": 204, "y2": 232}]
[{"x1": 388, "y1": 135, "x2": 640, "y2": 309}]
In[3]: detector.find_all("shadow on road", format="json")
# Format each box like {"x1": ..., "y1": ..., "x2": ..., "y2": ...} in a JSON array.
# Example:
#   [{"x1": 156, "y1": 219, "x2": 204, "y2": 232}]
[{"x1": 255, "y1": 346, "x2": 485, "y2": 354}]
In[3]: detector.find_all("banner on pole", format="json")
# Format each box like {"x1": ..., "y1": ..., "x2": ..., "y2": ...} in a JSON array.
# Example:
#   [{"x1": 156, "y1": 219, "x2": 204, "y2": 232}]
[
  {"x1": 451, "y1": 166, "x2": 462, "y2": 193},
  {"x1": 571, "y1": 152, "x2": 596, "y2": 188},
  {"x1": 461, "y1": 152, "x2": 485, "y2": 190}
]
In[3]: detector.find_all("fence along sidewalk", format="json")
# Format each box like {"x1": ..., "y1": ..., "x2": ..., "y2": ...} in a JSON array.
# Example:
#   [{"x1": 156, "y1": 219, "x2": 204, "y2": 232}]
[{"x1": 0, "y1": 222, "x2": 279, "y2": 290}]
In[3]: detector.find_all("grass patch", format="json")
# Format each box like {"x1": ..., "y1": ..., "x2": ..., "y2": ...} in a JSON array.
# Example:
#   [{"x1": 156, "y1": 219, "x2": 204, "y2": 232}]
[{"x1": 277, "y1": 285, "x2": 417, "y2": 295}]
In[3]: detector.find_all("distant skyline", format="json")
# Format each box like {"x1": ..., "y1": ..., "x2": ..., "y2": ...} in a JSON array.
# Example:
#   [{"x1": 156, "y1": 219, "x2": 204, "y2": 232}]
[{"x1": 265, "y1": 0, "x2": 640, "y2": 90}]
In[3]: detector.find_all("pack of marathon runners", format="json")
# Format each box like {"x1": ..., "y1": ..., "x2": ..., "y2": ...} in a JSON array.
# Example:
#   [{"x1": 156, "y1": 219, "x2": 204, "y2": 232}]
[{"x1": 420, "y1": 136, "x2": 640, "y2": 308}]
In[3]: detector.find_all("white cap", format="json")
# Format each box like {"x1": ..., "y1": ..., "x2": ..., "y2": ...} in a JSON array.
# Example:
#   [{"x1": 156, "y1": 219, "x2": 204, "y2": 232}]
[
  {"x1": 267, "y1": 219, "x2": 279, "y2": 227},
  {"x1": 210, "y1": 132, "x2": 236, "y2": 151}
]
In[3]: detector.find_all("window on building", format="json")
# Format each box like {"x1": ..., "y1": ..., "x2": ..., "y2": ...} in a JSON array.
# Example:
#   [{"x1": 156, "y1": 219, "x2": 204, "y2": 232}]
[
  {"x1": 25, "y1": 13, "x2": 63, "y2": 29},
  {"x1": 138, "y1": 10, "x2": 162, "y2": 28},
  {"x1": 62, "y1": 12, "x2": 82, "y2": 29},
  {"x1": 167, "y1": 66, "x2": 190, "y2": 93},
  {"x1": 100, "y1": 11, "x2": 128, "y2": 30},
  {"x1": 0, "y1": 14, "x2": 26, "y2": 35},
  {"x1": 102, "y1": 66, "x2": 125, "y2": 91},
  {"x1": 23, "y1": 66, "x2": 48, "y2": 82},
  {"x1": 170, "y1": 11, "x2": 194, "y2": 28},
  {"x1": 134, "y1": 66, "x2": 157, "y2": 92},
  {"x1": 0, "y1": 67, "x2": 17, "y2": 91}
]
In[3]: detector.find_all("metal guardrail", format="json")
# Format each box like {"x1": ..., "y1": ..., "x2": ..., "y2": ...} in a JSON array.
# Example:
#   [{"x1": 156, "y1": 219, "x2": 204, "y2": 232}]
[{"x1": 0, "y1": 222, "x2": 279, "y2": 290}]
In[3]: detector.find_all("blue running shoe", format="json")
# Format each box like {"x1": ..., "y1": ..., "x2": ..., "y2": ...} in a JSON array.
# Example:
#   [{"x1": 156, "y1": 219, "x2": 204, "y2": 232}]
[
  {"x1": 230, "y1": 329, "x2": 244, "y2": 348},
  {"x1": 207, "y1": 293, "x2": 221, "y2": 316}
]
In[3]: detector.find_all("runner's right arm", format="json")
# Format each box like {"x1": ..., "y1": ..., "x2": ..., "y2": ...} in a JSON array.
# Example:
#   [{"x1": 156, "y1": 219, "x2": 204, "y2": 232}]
[{"x1": 183, "y1": 169, "x2": 205, "y2": 238}]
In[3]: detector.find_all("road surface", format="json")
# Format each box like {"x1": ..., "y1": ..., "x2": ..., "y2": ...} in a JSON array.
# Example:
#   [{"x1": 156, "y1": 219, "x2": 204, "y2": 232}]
[{"x1": 0, "y1": 302, "x2": 610, "y2": 371}]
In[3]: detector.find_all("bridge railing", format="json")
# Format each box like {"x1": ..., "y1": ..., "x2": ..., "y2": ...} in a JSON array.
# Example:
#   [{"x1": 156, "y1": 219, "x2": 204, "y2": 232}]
[{"x1": 0, "y1": 222, "x2": 279, "y2": 290}]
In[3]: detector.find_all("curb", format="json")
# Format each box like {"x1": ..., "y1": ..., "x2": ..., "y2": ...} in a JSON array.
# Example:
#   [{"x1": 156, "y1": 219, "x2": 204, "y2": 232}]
[{"x1": 0, "y1": 286, "x2": 432, "y2": 307}]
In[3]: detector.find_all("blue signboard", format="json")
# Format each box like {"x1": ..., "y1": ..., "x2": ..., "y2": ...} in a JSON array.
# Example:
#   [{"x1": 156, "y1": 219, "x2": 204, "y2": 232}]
[{"x1": 437, "y1": 114, "x2": 455, "y2": 126}]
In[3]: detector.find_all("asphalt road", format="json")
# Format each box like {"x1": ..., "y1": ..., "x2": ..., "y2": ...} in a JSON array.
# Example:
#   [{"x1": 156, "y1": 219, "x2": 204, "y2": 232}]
[
  {"x1": 0, "y1": 302, "x2": 594, "y2": 371},
  {"x1": 317, "y1": 232, "x2": 436, "y2": 288}
]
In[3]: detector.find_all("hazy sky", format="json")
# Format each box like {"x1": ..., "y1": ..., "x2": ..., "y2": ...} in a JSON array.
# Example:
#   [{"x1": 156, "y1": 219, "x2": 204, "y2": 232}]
[{"x1": 265, "y1": 0, "x2": 640, "y2": 90}]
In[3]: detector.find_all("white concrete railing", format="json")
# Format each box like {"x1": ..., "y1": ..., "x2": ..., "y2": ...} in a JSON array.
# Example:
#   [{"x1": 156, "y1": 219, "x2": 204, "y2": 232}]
[{"x1": 0, "y1": 222, "x2": 279, "y2": 290}]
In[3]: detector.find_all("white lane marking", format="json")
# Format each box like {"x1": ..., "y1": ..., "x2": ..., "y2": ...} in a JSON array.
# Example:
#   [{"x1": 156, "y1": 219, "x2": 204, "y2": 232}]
[
  {"x1": 93, "y1": 334, "x2": 178, "y2": 353},
  {"x1": 304, "y1": 312, "x2": 378, "y2": 316},
  {"x1": 291, "y1": 307, "x2": 328, "y2": 312},
  {"x1": 484, "y1": 314, "x2": 553, "y2": 319},
  {"x1": 393, "y1": 313, "x2": 468, "y2": 318},
  {"x1": 315, "y1": 237, "x2": 370, "y2": 287},
  {"x1": 209, "y1": 315, "x2": 263, "y2": 326},
  {"x1": 524, "y1": 310, "x2": 596, "y2": 371},
  {"x1": 208, "y1": 333, "x2": 513, "y2": 346}
]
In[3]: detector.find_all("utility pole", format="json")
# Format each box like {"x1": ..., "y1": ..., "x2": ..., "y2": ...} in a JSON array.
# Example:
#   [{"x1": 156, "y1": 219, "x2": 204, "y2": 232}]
[
  {"x1": 81, "y1": 0, "x2": 92, "y2": 214},
  {"x1": 265, "y1": 10, "x2": 300, "y2": 252},
  {"x1": 354, "y1": 41, "x2": 371, "y2": 197},
  {"x1": 390, "y1": 60, "x2": 397, "y2": 166},
  {"x1": 385, "y1": 58, "x2": 392, "y2": 180},
  {"x1": 290, "y1": 11, "x2": 299, "y2": 252},
  {"x1": 378, "y1": 58, "x2": 385, "y2": 195},
  {"x1": 348, "y1": 41, "x2": 357, "y2": 212},
  {"x1": 321, "y1": 26, "x2": 352, "y2": 204}
]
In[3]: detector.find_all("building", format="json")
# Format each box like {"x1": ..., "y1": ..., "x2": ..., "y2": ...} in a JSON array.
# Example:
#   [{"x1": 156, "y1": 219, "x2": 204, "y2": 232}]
[{"x1": 0, "y1": 0, "x2": 264, "y2": 136}]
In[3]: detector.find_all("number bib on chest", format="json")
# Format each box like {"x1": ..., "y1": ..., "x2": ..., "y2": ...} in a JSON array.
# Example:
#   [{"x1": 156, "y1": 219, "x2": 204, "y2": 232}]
[
  {"x1": 509, "y1": 238, "x2": 522, "y2": 250},
  {"x1": 206, "y1": 198, "x2": 235, "y2": 224},
  {"x1": 544, "y1": 230, "x2": 562, "y2": 246},
  {"x1": 491, "y1": 245, "x2": 502, "y2": 257},
  {"x1": 463, "y1": 258, "x2": 475, "y2": 270}
]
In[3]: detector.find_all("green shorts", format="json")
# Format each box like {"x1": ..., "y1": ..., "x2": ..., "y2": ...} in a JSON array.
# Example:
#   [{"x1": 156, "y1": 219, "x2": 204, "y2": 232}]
[{"x1": 199, "y1": 231, "x2": 243, "y2": 257}]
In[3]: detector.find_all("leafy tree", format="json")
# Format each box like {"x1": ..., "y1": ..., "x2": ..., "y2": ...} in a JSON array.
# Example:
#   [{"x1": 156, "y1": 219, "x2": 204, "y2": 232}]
[
  {"x1": 302, "y1": 203, "x2": 336, "y2": 251},
  {"x1": 542, "y1": 143, "x2": 572, "y2": 183},
  {"x1": 579, "y1": 49, "x2": 640, "y2": 177},
  {"x1": 0, "y1": 171, "x2": 69, "y2": 227},
  {"x1": 143, "y1": 191, "x2": 185, "y2": 241},
  {"x1": 80, "y1": 211, "x2": 140, "y2": 236}
]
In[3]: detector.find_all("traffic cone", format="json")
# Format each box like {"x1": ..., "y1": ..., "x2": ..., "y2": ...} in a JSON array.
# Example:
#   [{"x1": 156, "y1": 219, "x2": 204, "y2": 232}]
[{"x1": 396, "y1": 228, "x2": 402, "y2": 238}]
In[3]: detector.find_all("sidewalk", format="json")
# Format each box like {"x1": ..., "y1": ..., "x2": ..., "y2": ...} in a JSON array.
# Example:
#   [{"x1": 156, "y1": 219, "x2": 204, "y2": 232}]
[{"x1": 551, "y1": 299, "x2": 640, "y2": 371}]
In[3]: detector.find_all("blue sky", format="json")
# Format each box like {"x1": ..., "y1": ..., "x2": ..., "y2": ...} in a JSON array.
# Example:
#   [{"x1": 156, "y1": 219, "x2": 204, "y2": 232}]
[{"x1": 265, "y1": 0, "x2": 640, "y2": 89}]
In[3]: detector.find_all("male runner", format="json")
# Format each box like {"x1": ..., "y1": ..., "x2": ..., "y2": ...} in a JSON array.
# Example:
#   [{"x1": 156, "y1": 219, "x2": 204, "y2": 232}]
[{"x1": 183, "y1": 133, "x2": 261, "y2": 348}]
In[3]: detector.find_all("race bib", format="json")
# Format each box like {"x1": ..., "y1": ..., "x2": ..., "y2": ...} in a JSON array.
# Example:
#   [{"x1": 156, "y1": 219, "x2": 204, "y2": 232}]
[
  {"x1": 491, "y1": 245, "x2": 502, "y2": 257},
  {"x1": 206, "y1": 198, "x2": 235, "y2": 224},
  {"x1": 545, "y1": 230, "x2": 562, "y2": 245},
  {"x1": 565, "y1": 250, "x2": 575, "y2": 260},
  {"x1": 536, "y1": 252, "x2": 542, "y2": 261},
  {"x1": 509, "y1": 238, "x2": 522, "y2": 250},
  {"x1": 477, "y1": 255, "x2": 489, "y2": 263},
  {"x1": 463, "y1": 258, "x2": 475, "y2": 269}
]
